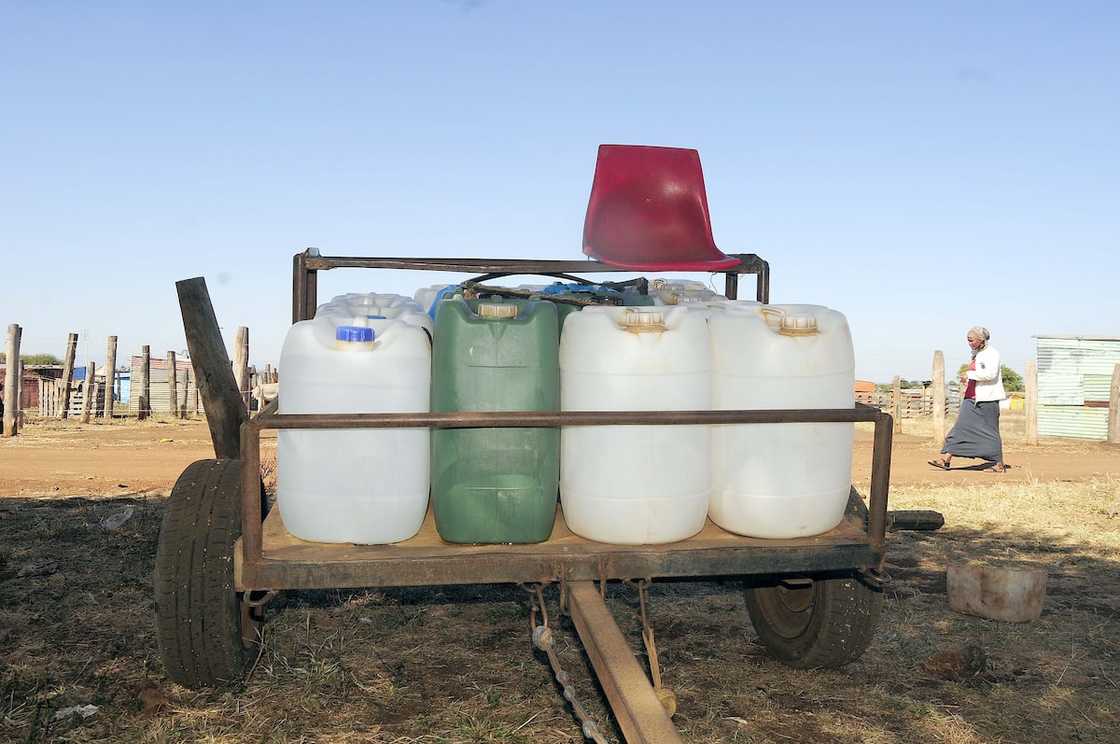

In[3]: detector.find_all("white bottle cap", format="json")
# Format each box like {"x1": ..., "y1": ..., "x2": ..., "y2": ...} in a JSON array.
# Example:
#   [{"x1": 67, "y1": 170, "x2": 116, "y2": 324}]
[{"x1": 779, "y1": 313, "x2": 819, "y2": 336}]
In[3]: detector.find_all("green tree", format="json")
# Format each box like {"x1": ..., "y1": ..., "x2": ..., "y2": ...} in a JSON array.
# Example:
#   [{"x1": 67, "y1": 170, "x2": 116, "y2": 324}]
[
  {"x1": 0, "y1": 353, "x2": 62, "y2": 365},
  {"x1": 1001, "y1": 365, "x2": 1024, "y2": 392}
]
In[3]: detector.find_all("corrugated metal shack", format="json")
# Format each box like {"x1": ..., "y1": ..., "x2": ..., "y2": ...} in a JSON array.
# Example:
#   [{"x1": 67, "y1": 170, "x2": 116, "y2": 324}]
[
  {"x1": 128, "y1": 355, "x2": 200, "y2": 416},
  {"x1": 1036, "y1": 335, "x2": 1120, "y2": 440}
]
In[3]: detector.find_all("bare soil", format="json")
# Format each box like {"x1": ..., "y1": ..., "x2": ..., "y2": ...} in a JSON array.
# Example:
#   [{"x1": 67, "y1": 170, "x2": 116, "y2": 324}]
[{"x1": 1, "y1": 415, "x2": 1118, "y2": 743}]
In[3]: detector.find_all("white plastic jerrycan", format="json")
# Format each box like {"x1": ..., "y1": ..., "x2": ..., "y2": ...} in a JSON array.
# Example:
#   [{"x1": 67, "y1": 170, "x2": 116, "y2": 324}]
[
  {"x1": 709, "y1": 303, "x2": 854, "y2": 538},
  {"x1": 277, "y1": 315, "x2": 431, "y2": 544},
  {"x1": 649, "y1": 278, "x2": 725, "y2": 306},
  {"x1": 560, "y1": 305, "x2": 711, "y2": 544},
  {"x1": 317, "y1": 292, "x2": 432, "y2": 334},
  {"x1": 412, "y1": 284, "x2": 457, "y2": 316}
]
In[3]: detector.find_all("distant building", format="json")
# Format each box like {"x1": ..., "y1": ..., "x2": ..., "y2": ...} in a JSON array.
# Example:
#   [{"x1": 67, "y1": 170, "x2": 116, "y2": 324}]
[
  {"x1": 853, "y1": 380, "x2": 876, "y2": 394},
  {"x1": 0, "y1": 364, "x2": 62, "y2": 410},
  {"x1": 1035, "y1": 336, "x2": 1120, "y2": 440}
]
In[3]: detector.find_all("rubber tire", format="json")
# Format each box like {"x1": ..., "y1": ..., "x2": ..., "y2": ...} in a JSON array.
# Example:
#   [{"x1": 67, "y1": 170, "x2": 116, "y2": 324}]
[
  {"x1": 745, "y1": 574, "x2": 882, "y2": 669},
  {"x1": 154, "y1": 459, "x2": 262, "y2": 689}
]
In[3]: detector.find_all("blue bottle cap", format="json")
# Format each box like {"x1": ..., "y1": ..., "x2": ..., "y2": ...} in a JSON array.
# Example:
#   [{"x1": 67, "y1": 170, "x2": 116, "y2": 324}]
[{"x1": 336, "y1": 325, "x2": 375, "y2": 343}]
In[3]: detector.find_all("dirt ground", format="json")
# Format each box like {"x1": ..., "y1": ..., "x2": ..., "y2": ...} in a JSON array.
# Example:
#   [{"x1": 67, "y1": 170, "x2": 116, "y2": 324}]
[{"x1": 1, "y1": 414, "x2": 1118, "y2": 743}]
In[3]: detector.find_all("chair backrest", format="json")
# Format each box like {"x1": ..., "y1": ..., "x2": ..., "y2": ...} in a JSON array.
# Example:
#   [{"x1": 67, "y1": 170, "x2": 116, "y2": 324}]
[{"x1": 582, "y1": 144, "x2": 739, "y2": 271}]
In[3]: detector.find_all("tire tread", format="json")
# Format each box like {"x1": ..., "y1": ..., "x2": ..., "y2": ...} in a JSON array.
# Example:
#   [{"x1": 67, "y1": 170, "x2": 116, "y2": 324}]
[
  {"x1": 745, "y1": 575, "x2": 882, "y2": 669},
  {"x1": 154, "y1": 459, "x2": 249, "y2": 689}
]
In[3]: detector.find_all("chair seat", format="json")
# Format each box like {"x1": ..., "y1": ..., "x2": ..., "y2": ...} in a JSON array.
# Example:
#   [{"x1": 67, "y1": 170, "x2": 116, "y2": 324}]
[{"x1": 582, "y1": 144, "x2": 739, "y2": 272}]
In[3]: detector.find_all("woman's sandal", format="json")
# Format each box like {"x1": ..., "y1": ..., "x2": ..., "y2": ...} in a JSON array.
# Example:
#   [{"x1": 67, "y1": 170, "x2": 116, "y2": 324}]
[
  {"x1": 927, "y1": 459, "x2": 951, "y2": 471},
  {"x1": 988, "y1": 464, "x2": 1008, "y2": 473}
]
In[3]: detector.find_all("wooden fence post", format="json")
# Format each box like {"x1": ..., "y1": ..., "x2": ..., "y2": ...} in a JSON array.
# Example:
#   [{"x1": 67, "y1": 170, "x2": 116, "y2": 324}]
[
  {"x1": 139, "y1": 345, "x2": 151, "y2": 420},
  {"x1": 3, "y1": 324, "x2": 22, "y2": 437},
  {"x1": 102, "y1": 336, "x2": 117, "y2": 421},
  {"x1": 181, "y1": 366, "x2": 191, "y2": 418},
  {"x1": 16, "y1": 361, "x2": 25, "y2": 430},
  {"x1": 234, "y1": 326, "x2": 250, "y2": 412},
  {"x1": 80, "y1": 361, "x2": 95, "y2": 423},
  {"x1": 1108, "y1": 363, "x2": 1120, "y2": 445},
  {"x1": 167, "y1": 351, "x2": 178, "y2": 419},
  {"x1": 59, "y1": 332, "x2": 78, "y2": 419},
  {"x1": 1024, "y1": 360, "x2": 1039, "y2": 445},
  {"x1": 932, "y1": 351, "x2": 946, "y2": 444},
  {"x1": 892, "y1": 376, "x2": 902, "y2": 432}
]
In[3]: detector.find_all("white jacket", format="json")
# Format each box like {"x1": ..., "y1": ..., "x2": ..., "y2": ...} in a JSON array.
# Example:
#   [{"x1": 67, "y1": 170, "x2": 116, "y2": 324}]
[{"x1": 967, "y1": 346, "x2": 1006, "y2": 402}]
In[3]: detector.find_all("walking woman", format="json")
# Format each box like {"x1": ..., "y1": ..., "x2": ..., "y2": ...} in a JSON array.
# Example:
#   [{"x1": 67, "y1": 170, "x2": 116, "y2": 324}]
[{"x1": 930, "y1": 327, "x2": 1008, "y2": 472}]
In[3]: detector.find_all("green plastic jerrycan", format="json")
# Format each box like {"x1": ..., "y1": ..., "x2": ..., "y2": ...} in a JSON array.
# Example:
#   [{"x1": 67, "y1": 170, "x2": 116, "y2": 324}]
[{"x1": 431, "y1": 297, "x2": 560, "y2": 543}]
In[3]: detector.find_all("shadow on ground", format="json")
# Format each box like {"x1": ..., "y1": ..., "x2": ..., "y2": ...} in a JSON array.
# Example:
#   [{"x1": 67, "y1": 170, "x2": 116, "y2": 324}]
[{"x1": 1, "y1": 493, "x2": 1118, "y2": 743}]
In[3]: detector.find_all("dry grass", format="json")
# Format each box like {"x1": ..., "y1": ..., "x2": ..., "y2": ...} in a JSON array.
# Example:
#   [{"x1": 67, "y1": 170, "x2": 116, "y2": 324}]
[{"x1": 1, "y1": 474, "x2": 1118, "y2": 742}]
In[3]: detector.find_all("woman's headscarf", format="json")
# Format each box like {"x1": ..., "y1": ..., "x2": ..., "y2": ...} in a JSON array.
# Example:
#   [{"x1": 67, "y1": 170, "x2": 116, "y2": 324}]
[{"x1": 968, "y1": 326, "x2": 990, "y2": 357}]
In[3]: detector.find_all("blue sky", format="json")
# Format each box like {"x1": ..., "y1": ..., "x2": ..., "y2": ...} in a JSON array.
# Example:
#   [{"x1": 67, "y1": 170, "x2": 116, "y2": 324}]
[{"x1": 2, "y1": 2, "x2": 1117, "y2": 380}]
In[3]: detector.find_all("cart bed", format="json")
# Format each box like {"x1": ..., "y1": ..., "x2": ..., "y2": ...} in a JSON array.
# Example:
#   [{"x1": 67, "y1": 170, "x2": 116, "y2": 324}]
[{"x1": 235, "y1": 493, "x2": 877, "y2": 590}]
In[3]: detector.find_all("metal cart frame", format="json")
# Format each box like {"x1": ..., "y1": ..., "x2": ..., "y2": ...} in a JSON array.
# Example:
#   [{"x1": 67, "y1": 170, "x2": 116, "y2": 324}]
[{"x1": 169, "y1": 249, "x2": 894, "y2": 744}]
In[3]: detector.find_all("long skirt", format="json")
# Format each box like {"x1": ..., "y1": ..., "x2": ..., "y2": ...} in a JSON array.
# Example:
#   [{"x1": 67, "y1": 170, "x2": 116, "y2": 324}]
[{"x1": 941, "y1": 399, "x2": 1003, "y2": 462}]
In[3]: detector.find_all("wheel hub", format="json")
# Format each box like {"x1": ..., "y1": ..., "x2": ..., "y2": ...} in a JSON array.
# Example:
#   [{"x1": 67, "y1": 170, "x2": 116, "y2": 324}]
[{"x1": 758, "y1": 579, "x2": 815, "y2": 639}]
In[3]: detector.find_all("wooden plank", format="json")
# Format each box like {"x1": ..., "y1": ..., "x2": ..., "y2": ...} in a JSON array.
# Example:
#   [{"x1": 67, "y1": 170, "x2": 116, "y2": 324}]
[
  {"x1": 80, "y1": 361, "x2": 95, "y2": 423},
  {"x1": 1109, "y1": 363, "x2": 1120, "y2": 445},
  {"x1": 236, "y1": 502, "x2": 877, "y2": 590},
  {"x1": 891, "y1": 376, "x2": 902, "y2": 431},
  {"x1": 932, "y1": 350, "x2": 946, "y2": 444},
  {"x1": 58, "y1": 332, "x2": 78, "y2": 419},
  {"x1": 1025, "y1": 360, "x2": 1039, "y2": 445},
  {"x1": 139, "y1": 345, "x2": 151, "y2": 420},
  {"x1": 261, "y1": 505, "x2": 867, "y2": 559},
  {"x1": 167, "y1": 351, "x2": 179, "y2": 419},
  {"x1": 102, "y1": 336, "x2": 117, "y2": 420},
  {"x1": 15, "y1": 361, "x2": 24, "y2": 430},
  {"x1": 3, "y1": 324, "x2": 21, "y2": 436},
  {"x1": 176, "y1": 277, "x2": 246, "y2": 459},
  {"x1": 181, "y1": 366, "x2": 191, "y2": 418},
  {"x1": 234, "y1": 326, "x2": 250, "y2": 412},
  {"x1": 568, "y1": 581, "x2": 683, "y2": 744}
]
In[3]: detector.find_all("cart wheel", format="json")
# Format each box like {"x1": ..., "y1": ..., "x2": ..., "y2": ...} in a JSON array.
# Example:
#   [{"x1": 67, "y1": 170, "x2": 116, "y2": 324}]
[
  {"x1": 154, "y1": 459, "x2": 266, "y2": 689},
  {"x1": 744, "y1": 574, "x2": 882, "y2": 669}
]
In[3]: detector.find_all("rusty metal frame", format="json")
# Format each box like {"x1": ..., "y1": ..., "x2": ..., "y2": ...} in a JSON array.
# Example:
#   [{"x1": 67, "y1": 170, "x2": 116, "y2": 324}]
[
  {"x1": 239, "y1": 248, "x2": 891, "y2": 593},
  {"x1": 238, "y1": 399, "x2": 892, "y2": 591},
  {"x1": 291, "y1": 248, "x2": 771, "y2": 322}
]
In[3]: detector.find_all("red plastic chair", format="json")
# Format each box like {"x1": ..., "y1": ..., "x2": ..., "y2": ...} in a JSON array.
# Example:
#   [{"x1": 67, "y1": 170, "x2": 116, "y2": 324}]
[{"x1": 582, "y1": 144, "x2": 740, "y2": 272}]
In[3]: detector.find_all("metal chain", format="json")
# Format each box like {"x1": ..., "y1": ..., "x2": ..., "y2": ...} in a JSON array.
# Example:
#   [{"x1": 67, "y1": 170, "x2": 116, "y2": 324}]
[
  {"x1": 627, "y1": 579, "x2": 677, "y2": 717},
  {"x1": 521, "y1": 584, "x2": 610, "y2": 744}
]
